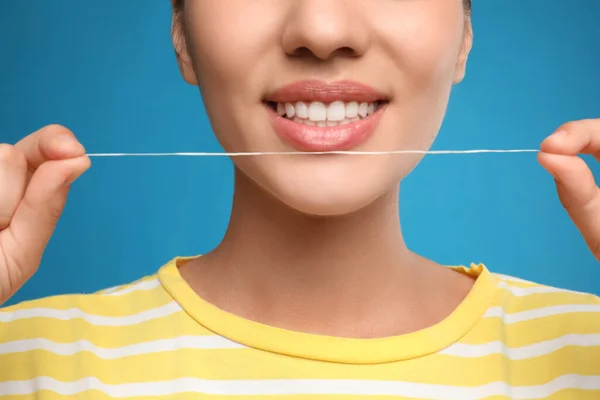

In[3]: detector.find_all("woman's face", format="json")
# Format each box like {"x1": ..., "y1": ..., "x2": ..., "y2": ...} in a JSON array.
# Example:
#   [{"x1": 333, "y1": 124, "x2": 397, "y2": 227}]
[{"x1": 174, "y1": 0, "x2": 472, "y2": 216}]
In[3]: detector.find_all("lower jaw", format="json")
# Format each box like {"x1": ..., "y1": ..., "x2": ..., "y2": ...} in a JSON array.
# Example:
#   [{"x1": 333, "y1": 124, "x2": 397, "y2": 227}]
[{"x1": 267, "y1": 104, "x2": 387, "y2": 152}]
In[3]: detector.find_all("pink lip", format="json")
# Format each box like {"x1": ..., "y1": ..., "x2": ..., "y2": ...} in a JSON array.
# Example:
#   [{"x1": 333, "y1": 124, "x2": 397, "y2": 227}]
[
  {"x1": 265, "y1": 80, "x2": 388, "y2": 152},
  {"x1": 266, "y1": 80, "x2": 387, "y2": 103}
]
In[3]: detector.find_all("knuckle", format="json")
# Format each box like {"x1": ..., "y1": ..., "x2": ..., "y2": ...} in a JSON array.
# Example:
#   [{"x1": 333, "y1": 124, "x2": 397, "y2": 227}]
[
  {"x1": 0, "y1": 215, "x2": 10, "y2": 230},
  {"x1": 20, "y1": 190, "x2": 64, "y2": 226},
  {"x1": 46, "y1": 190, "x2": 68, "y2": 224},
  {"x1": 2, "y1": 232, "x2": 40, "y2": 288},
  {"x1": 47, "y1": 203, "x2": 64, "y2": 223}
]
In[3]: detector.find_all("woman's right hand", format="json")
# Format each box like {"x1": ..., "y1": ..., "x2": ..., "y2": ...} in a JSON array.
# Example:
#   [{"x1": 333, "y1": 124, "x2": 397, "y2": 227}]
[{"x1": 0, "y1": 125, "x2": 90, "y2": 306}]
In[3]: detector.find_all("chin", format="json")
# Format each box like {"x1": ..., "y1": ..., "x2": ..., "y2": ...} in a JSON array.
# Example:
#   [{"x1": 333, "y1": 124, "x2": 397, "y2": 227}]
[
  {"x1": 260, "y1": 158, "x2": 401, "y2": 217},
  {"x1": 277, "y1": 184, "x2": 381, "y2": 217}
]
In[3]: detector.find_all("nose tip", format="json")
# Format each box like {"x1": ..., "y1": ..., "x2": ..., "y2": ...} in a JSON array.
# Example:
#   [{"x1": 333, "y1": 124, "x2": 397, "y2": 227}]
[{"x1": 282, "y1": 0, "x2": 369, "y2": 61}]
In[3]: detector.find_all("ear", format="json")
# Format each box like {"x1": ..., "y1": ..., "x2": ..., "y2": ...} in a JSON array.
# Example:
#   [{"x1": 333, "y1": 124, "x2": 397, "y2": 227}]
[
  {"x1": 453, "y1": 22, "x2": 473, "y2": 84},
  {"x1": 172, "y1": 8, "x2": 198, "y2": 85}
]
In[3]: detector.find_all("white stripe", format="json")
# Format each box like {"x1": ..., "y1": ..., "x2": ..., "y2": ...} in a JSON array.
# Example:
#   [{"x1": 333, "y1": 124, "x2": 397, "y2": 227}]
[
  {"x1": 497, "y1": 281, "x2": 576, "y2": 297},
  {"x1": 1, "y1": 329, "x2": 595, "y2": 362},
  {"x1": 440, "y1": 334, "x2": 600, "y2": 360},
  {"x1": 0, "y1": 335, "x2": 244, "y2": 358},
  {"x1": 97, "y1": 286, "x2": 121, "y2": 294},
  {"x1": 0, "y1": 302, "x2": 182, "y2": 326},
  {"x1": 1, "y1": 375, "x2": 598, "y2": 398},
  {"x1": 3, "y1": 332, "x2": 594, "y2": 362},
  {"x1": 484, "y1": 304, "x2": 600, "y2": 323},
  {"x1": 493, "y1": 273, "x2": 535, "y2": 284},
  {"x1": 105, "y1": 279, "x2": 161, "y2": 296}
]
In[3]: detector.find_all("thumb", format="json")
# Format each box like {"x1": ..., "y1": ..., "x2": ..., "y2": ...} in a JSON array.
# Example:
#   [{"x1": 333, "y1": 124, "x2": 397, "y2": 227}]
[
  {"x1": 538, "y1": 151, "x2": 600, "y2": 257},
  {"x1": 4, "y1": 156, "x2": 91, "y2": 280}
]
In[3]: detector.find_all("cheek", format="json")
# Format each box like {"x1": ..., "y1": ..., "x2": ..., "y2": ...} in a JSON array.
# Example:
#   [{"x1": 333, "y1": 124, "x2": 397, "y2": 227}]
[
  {"x1": 184, "y1": 3, "x2": 279, "y2": 95},
  {"x1": 374, "y1": 6, "x2": 464, "y2": 152},
  {"x1": 378, "y1": 6, "x2": 465, "y2": 92},
  {"x1": 183, "y1": 3, "x2": 285, "y2": 152}
]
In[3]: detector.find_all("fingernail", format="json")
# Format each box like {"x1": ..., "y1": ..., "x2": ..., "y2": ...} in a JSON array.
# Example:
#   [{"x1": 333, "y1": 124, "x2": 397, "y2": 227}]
[
  {"x1": 549, "y1": 130, "x2": 567, "y2": 140},
  {"x1": 57, "y1": 135, "x2": 84, "y2": 153}
]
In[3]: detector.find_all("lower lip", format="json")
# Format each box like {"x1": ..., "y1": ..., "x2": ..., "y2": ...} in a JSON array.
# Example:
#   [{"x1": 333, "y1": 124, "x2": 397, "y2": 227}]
[{"x1": 267, "y1": 105, "x2": 386, "y2": 152}]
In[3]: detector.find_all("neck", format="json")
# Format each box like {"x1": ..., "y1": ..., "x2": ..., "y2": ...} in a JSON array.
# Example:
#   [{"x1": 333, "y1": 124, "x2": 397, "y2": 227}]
[{"x1": 182, "y1": 169, "x2": 451, "y2": 337}]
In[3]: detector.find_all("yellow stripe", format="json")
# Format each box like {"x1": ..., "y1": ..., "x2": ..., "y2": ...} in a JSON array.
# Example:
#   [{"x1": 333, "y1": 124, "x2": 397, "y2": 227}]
[
  {"x1": 0, "y1": 291, "x2": 170, "y2": 317},
  {"x1": 0, "y1": 259, "x2": 598, "y2": 400},
  {"x1": 2, "y1": 393, "x2": 598, "y2": 400},
  {"x1": 1, "y1": 346, "x2": 597, "y2": 384},
  {"x1": 0, "y1": 313, "x2": 215, "y2": 346}
]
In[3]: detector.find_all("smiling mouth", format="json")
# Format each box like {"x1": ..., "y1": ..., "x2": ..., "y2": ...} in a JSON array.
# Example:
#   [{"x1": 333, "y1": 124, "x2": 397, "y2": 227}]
[
  {"x1": 263, "y1": 80, "x2": 389, "y2": 151},
  {"x1": 265, "y1": 100, "x2": 387, "y2": 127}
]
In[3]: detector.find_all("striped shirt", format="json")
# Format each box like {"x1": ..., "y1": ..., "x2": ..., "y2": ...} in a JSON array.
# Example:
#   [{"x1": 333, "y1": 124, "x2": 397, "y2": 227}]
[{"x1": 0, "y1": 257, "x2": 599, "y2": 399}]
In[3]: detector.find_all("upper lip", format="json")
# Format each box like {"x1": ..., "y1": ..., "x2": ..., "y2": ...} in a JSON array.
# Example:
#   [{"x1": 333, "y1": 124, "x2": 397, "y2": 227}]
[{"x1": 265, "y1": 80, "x2": 388, "y2": 104}]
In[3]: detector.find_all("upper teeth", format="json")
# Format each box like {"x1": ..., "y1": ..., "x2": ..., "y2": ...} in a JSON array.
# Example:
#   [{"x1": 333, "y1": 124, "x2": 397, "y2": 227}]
[{"x1": 277, "y1": 101, "x2": 378, "y2": 123}]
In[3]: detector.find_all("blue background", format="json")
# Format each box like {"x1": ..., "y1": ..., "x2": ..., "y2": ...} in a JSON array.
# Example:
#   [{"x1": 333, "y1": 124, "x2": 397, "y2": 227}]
[{"x1": 1, "y1": 0, "x2": 599, "y2": 305}]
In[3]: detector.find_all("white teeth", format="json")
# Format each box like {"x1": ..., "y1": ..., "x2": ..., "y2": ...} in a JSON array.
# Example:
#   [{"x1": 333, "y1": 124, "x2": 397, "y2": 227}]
[
  {"x1": 367, "y1": 103, "x2": 375, "y2": 116},
  {"x1": 345, "y1": 102, "x2": 359, "y2": 118},
  {"x1": 276, "y1": 100, "x2": 381, "y2": 126},
  {"x1": 277, "y1": 103, "x2": 286, "y2": 116},
  {"x1": 327, "y1": 101, "x2": 346, "y2": 122},
  {"x1": 293, "y1": 116, "x2": 366, "y2": 127},
  {"x1": 295, "y1": 101, "x2": 308, "y2": 119},
  {"x1": 308, "y1": 102, "x2": 327, "y2": 122},
  {"x1": 285, "y1": 103, "x2": 296, "y2": 118},
  {"x1": 358, "y1": 102, "x2": 368, "y2": 118},
  {"x1": 295, "y1": 118, "x2": 316, "y2": 126}
]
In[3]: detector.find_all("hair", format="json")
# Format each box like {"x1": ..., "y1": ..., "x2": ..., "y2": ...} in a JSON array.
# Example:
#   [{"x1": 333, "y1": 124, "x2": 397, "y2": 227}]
[{"x1": 173, "y1": 0, "x2": 183, "y2": 17}]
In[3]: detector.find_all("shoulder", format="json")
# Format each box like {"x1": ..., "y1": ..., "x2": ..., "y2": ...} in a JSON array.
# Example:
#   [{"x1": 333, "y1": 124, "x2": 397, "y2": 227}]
[
  {"x1": 0, "y1": 264, "x2": 204, "y2": 389},
  {"x1": 0, "y1": 273, "x2": 183, "y2": 343},
  {"x1": 490, "y1": 271, "x2": 600, "y2": 332}
]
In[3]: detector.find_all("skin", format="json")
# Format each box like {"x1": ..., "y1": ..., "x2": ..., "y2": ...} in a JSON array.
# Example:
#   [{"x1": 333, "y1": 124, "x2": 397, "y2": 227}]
[{"x1": 0, "y1": 0, "x2": 598, "y2": 338}]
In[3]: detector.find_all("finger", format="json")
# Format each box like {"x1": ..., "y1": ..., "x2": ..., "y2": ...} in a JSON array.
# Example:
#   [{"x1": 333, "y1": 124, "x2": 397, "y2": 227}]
[
  {"x1": 541, "y1": 119, "x2": 600, "y2": 156},
  {"x1": 538, "y1": 151, "x2": 600, "y2": 256},
  {"x1": 2, "y1": 156, "x2": 91, "y2": 274},
  {"x1": 0, "y1": 145, "x2": 28, "y2": 229},
  {"x1": 15, "y1": 125, "x2": 87, "y2": 172}
]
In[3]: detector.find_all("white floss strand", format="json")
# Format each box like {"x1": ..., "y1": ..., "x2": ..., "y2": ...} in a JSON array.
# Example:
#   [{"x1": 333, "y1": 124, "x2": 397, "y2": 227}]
[{"x1": 86, "y1": 149, "x2": 540, "y2": 157}]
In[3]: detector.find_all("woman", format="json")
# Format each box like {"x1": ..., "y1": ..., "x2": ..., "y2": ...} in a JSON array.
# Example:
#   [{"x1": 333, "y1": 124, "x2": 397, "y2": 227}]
[{"x1": 0, "y1": 0, "x2": 599, "y2": 398}]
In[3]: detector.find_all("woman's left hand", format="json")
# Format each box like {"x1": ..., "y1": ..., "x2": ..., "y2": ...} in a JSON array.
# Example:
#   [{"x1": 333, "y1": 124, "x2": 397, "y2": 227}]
[{"x1": 539, "y1": 118, "x2": 600, "y2": 261}]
